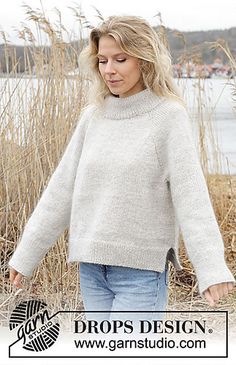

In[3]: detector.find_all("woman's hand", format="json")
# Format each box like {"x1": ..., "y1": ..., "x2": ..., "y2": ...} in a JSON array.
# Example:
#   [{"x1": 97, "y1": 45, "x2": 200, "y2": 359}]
[
  {"x1": 9, "y1": 267, "x2": 24, "y2": 289},
  {"x1": 203, "y1": 282, "x2": 235, "y2": 307}
]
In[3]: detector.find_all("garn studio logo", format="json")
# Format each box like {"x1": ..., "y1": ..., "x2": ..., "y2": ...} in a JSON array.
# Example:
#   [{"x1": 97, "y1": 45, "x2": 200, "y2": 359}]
[{"x1": 9, "y1": 300, "x2": 60, "y2": 352}]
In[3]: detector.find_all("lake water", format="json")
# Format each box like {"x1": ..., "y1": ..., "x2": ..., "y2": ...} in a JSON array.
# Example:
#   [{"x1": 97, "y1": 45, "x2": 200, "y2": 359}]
[
  {"x1": 1, "y1": 77, "x2": 236, "y2": 174},
  {"x1": 177, "y1": 78, "x2": 236, "y2": 175}
]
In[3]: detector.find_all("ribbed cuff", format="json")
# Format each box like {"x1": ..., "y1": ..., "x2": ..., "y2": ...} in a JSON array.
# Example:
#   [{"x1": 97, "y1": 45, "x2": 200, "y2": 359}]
[
  {"x1": 195, "y1": 255, "x2": 235, "y2": 295},
  {"x1": 8, "y1": 242, "x2": 47, "y2": 277}
]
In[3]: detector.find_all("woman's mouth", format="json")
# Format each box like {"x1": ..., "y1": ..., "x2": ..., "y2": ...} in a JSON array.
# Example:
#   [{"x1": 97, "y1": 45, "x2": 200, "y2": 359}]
[{"x1": 107, "y1": 80, "x2": 122, "y2": 85}]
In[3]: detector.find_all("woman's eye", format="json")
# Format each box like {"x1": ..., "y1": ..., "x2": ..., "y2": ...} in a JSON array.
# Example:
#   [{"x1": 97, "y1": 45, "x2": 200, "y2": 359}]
[{"x1": 98, "y1": 59, "x2": 126, "y2": 63}]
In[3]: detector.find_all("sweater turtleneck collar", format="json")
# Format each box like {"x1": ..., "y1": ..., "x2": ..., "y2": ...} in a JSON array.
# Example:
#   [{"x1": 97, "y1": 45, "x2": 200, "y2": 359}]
[{"x1": 101, "y1": 88, "x2": 164, "y2": 120}]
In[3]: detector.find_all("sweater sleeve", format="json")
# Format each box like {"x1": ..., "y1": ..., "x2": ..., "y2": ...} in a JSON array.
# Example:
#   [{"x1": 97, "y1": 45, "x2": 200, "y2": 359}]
[
  {"x1": 8, "y1": 105, "x2": 95, "y2": 277},
  {"x1": 164, "y1": 104, "x2": 235, "y2": 296}
]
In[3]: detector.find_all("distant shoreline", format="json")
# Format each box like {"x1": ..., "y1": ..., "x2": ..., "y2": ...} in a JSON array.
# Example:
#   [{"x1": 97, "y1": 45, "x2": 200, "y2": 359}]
[{"x1": 0, "y1": 73, "x2": 235, "y2": 80}]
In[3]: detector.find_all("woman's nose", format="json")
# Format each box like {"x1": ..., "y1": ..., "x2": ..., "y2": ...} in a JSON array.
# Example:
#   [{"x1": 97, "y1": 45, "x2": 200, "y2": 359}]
[{"x1": 105, "y1": 61, "x2": 116, "y2": 74}]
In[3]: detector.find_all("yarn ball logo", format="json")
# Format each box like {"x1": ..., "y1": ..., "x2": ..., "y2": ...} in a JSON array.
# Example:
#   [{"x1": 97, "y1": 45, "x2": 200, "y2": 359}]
[{"x1": 9, "y1": 300, "x2": 60, "y2": 352}]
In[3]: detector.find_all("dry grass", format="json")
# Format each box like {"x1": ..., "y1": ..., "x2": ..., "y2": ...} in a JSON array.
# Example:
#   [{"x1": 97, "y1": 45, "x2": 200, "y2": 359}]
[{"x1": 0, "y1": 5, "x2": 236, "y2": 328}]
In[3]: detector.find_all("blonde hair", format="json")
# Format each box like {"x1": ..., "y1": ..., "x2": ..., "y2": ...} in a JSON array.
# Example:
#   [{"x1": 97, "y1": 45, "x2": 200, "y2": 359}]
[{"x1": 79, "y1": 15, "x2": 185, "y2": 106}]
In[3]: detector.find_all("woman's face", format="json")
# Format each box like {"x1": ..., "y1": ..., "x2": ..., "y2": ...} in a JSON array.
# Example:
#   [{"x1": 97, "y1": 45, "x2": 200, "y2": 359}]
[{"x1": 97, "y1": 35, "x2": 145, "y2": 98}]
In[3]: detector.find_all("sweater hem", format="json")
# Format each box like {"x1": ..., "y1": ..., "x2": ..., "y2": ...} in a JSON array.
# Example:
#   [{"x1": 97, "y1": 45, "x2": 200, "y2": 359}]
[{"x1": 68, "y1": 239, "x2": 183, "y2": 272}]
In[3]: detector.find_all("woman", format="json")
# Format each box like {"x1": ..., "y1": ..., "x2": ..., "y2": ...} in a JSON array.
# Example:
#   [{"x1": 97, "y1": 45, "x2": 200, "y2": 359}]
[{"x1": 9, "y1": 16, "x2": 235, "y2": 329}]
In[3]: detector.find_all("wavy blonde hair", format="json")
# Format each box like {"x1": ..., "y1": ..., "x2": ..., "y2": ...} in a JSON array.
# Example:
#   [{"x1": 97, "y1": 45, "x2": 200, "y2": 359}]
[{"x1": 79, "y1": 15, "x2": 185, "y2": 106}]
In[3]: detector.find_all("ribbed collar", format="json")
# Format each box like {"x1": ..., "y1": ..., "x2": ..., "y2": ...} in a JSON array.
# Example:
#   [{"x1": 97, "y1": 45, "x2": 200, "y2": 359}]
[{"x1": 101, "y1": 88, "x2": 164, "y2": 120}]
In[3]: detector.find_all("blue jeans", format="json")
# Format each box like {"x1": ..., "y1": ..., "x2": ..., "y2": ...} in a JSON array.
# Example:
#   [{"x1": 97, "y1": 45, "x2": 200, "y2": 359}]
[{"x1": 79, "y1": 262, "x2": 169, "y2": 332}]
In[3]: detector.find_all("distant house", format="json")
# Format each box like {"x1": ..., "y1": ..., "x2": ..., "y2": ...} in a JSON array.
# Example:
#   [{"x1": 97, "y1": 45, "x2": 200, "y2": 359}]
[{"x1": 211, "y1": 58, "x2": 223, "y2": 70}]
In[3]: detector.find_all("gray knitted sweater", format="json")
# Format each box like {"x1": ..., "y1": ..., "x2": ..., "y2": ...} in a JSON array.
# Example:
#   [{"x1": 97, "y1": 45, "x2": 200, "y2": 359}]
[{"x1": 8, "y1": 88, "x2": 235, "y2": 295}]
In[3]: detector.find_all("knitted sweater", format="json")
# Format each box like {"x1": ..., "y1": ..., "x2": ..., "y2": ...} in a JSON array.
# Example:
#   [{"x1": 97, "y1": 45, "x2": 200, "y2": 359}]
[{"x1": 8, "y1": 88, "x2": 235, "y2": 295}]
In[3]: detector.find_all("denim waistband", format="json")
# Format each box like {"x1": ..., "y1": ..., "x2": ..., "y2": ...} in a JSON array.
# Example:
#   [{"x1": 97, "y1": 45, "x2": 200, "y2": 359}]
[{"x1": 99, "y1": 262, "x2": 169, "y2": 285}]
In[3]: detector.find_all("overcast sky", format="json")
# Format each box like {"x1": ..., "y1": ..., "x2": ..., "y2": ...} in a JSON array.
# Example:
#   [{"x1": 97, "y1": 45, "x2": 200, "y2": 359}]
[{"x1": 0, "y1": 0, "x2": 236, "y2": 44}]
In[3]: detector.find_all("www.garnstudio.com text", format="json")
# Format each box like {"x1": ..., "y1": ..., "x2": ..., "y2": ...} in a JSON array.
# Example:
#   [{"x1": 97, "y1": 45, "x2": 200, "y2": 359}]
[{"x1": 73, "y1": 336, "x2": 206, "y2": 351}]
